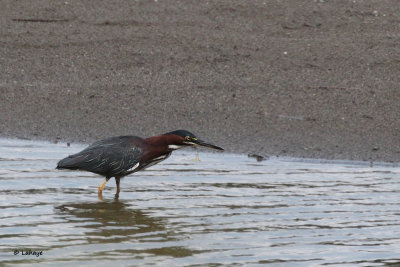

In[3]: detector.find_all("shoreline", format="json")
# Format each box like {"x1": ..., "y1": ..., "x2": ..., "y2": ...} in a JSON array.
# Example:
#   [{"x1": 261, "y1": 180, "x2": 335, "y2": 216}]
[
  {"x1": 2, "y1": 135, "x2": 400, "y2": 167},
  {"x1": 1, "y1": 1, "x2": 400, "y2": 163},
  {"x1": 3, "y1": 136, "x2": 400, "y2": 167}
]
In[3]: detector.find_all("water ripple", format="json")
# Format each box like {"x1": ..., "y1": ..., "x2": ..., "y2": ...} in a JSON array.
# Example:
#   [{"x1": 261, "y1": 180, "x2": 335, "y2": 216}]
[{"x1": 0, "y1": 138, "x2": 399, "y2": 266}]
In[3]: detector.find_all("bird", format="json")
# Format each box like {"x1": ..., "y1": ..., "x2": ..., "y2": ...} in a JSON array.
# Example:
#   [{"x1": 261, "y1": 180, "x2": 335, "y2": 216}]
[{"x1": 56, "y1": 130, "x2": 223, "y2": 196}]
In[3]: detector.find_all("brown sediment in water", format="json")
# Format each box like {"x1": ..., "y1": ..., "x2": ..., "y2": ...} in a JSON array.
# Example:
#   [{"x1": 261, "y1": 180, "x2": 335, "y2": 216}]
[{"x1": 1, "y1": 1, "x2": 399, "y2": 162}]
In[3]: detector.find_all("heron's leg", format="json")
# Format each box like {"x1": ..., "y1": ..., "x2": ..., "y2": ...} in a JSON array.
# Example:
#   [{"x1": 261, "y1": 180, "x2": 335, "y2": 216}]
[
  {"x1": 98, "y1": 177, "x2": 110, "y2": 193},
  {"x1": 115, "y1": 177, "x2": 121, "y2": 194},
  {"x1": 98, "y1": 192, "x2": 104, "y2": 201}
]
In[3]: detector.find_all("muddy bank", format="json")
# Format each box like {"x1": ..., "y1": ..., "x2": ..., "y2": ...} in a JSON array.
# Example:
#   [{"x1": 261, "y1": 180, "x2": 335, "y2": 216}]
[{"x1": 1, "y1": 0, "x2": 400, "y2": 162}]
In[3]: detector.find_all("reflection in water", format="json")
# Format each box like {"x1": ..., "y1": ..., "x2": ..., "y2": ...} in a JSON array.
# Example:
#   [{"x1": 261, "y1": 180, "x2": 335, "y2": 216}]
[
  {"x1": 55, "y1": 199, "x2": 166, "y2": 244},
  {"x1": 54, "y1": 199, "x2": 198, "y2": 259},
  {"x1": 1, "y1": 138, "x2": 400, "y2": 266}
]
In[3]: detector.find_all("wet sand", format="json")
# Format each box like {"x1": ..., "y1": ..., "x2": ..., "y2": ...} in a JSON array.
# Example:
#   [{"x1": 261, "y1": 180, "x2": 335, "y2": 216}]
[{"x1": 1, "y1": 0, "x2": 400, "y2": 162}]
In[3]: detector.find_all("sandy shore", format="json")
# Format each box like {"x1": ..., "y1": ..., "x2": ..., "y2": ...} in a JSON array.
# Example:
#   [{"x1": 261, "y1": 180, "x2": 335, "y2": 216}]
[{"x1": 1, "y1": 1, "x2": 400, "y2": 162}]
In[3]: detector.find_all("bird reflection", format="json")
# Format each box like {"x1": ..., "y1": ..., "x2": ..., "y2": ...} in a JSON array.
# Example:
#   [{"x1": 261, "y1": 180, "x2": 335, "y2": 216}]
[
  {"x1": 98, "y1": 190, "x2": 120, "y2": 201},
  {"x1": 55, "y1": 198, "x2": 166, "y2": 244}
]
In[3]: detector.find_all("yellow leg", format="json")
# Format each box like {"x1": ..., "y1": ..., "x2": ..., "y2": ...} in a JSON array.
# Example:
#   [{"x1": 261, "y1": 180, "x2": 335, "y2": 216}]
[
  {"x1": 98, "y1": 191, "x2": 104, "y2": 201},
  {"x1": 98, "y1": 179, "x2": 108, "y2": 193}
]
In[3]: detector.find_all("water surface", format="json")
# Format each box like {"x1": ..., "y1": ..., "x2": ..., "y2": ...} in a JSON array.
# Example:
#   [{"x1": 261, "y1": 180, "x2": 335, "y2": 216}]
[{"x1": 0, "y1": 138, "x2": 399, "y2": 266}]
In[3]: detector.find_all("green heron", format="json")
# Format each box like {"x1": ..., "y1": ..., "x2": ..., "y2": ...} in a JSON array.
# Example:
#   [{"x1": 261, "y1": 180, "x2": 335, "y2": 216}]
[{"x1": 56, "y1": 130, "x2": 223, "y2": 195}]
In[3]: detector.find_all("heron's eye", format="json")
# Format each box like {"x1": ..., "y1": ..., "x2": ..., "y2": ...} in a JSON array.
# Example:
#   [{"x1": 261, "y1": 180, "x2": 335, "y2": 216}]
[{"x1": 185, "y1": 136, "x2": 197, "y2": 142}]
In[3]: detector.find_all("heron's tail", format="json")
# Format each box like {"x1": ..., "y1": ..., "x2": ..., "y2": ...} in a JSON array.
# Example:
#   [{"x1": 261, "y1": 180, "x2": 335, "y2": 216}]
[{"x1": 56, "y1": 155, "x2": 81, "y2": 170}]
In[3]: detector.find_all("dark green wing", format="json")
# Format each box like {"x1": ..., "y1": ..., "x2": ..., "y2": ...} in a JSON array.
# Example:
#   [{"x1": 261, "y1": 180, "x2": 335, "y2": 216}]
[{"x1": 57, "y1": 136, "x2": 142, "y2": 177}]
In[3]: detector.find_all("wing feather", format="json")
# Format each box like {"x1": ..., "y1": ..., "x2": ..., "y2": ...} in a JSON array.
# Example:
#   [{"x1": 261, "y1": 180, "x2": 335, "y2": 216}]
[{"x1": 57, "y1": 136, "x2": 142, "y2": 177}]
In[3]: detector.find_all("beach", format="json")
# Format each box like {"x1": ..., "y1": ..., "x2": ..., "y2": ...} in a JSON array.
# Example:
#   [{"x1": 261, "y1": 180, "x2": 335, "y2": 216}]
[{"x1": 1, "y1": 0, "x2": 400, "y2": 162}]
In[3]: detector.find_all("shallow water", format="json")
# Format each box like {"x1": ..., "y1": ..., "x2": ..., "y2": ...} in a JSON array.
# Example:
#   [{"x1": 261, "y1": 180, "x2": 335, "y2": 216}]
[{"x1": 0, "y1": 138, "x2": 399, "y2": 266}]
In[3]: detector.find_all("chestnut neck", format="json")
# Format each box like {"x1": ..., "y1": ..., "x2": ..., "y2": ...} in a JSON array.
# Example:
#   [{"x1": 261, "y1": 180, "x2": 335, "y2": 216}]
[{"x1": 139, "y1": 134, "x2": 183, "y2": 164}]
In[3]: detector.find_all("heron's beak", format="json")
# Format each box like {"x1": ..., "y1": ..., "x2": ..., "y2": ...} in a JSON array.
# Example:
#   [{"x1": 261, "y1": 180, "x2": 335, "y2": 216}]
[{"x1": 195, "y1": 139, "x2": 224, "y2": 150}]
